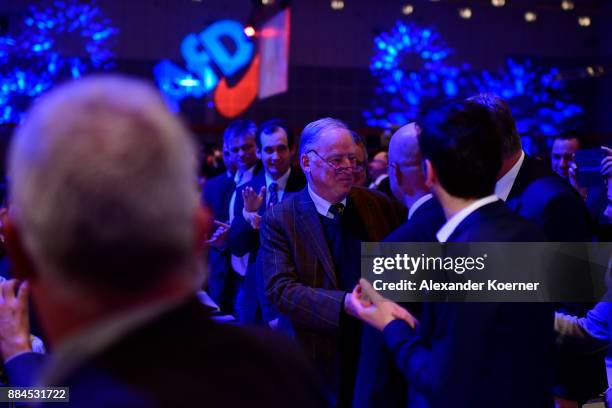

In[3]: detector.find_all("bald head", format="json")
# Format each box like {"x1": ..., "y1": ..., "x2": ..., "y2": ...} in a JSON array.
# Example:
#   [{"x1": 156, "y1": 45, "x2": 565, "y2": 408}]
[
  {"x1": 388, "y1": 123, "x2": 428, "y2": 208},
  {"x1": 388, "y1": 123, "x2": 422, "y2": 166}
]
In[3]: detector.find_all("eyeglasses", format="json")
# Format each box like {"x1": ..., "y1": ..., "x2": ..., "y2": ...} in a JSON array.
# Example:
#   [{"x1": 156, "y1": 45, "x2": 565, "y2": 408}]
[{"x1": 307, "y1": 150, "x2": 365, "y2": 173}]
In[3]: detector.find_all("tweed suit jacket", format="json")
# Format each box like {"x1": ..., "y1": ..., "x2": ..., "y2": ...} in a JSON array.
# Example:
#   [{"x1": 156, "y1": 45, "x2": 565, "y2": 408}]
[{"x1": 260, "y1": 186, "x2": 402, "y2": 395}]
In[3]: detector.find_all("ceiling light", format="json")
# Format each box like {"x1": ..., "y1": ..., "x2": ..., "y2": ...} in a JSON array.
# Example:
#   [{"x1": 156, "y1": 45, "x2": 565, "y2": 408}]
[
  {"x1": 524, "y1": 12, "x2": 537, "y2": 22},
  {"x1": 459, "y1": 7, "x2": 472, "y2": 19},
  {"x1": 331, "y1": 0, "x2": 344, "y2": 10},
  {"x1": 244, "y1": 26, "x2": 256, "y2": 37},
  {"x1": 491, "y1": 0, "x2": 505, "y2": 7},
  {"x1": 578, "y1": 16, "x2": 591, "y2": 27},
  {"x1": 561, "y1": 0, "x2": 574, "y2": 11},
  {"x1": 402, "y1": 4, "x2": 414, "y2": 15}
]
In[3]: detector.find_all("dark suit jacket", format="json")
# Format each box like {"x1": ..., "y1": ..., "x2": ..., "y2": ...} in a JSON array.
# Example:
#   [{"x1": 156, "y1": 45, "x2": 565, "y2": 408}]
[
  {"x1": 376, "y1": 176, "x2": 394, "y2": 199},
  {"x1": 202, "y1": 172, "x2": 236, "y2": 308},
  {"x1": 260, "y1": 186, "x2": 402, "y2": 399},
  {"x1": 42, "y1": 298, "x2": 327, "y2": 408},
  {"x1": 507, "y1": 156, "x2": 605, "y2": 400},
  {"x1": 229, "y1": 168, "x2": 306, "y2": 322},
  {"x1": 506, "y1": 155, "x2": 591, "y2": 242},
  {"x1": 383, "y1": 200, "x2": 555, "y2": 408},
  {"x1": 354, "y1": 196, "x2": 446, "y2": 408}
]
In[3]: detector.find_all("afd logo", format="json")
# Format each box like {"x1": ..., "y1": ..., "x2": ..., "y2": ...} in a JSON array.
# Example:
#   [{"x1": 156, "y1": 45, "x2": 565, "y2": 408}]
[{"x1": 154, "y1": 20, "x2": 259, "y2": 118}]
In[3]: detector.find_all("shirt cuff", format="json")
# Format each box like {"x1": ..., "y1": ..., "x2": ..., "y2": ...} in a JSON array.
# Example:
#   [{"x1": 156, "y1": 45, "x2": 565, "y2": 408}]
[{"x1": 383, "y1": 319, "x2": 417, "y2": 349}]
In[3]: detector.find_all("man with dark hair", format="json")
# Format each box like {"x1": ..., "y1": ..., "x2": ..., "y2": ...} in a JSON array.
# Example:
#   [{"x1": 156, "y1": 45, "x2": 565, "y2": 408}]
[
  {"x1": 230, "y1": 118, "x2": 305, "y2": 324},
  {"x1": 260, "y1": 117, "x2": 402, "y2": 406},
  {"x1": 469, "y1": 94, "x2": 602, "y2": 404},
  {"x1": 368, "y1": 150, "x2": 393, "y2": 197},
  {"x1": 551, "y1": 133, "x2": 581, "y2": 180},
  {"x1": 347, "y1": 100, "x2": 554, "y2": 408}
]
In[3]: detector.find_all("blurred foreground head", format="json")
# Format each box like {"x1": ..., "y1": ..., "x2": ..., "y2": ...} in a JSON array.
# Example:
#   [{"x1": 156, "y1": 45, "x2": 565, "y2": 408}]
[{"x1": 7, "y1": 76, "x2": 207, "y2": 319}]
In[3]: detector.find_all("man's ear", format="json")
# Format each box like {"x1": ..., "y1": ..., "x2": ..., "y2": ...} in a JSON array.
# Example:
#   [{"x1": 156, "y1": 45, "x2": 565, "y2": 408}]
[
  {"x1": 424, "y1": 159, "x2": 436, "y2": 189},
  {"x1": 256, "y1": 147, "x2": 261, "y2": 160},
  {"x1": 4, "y1": 217, "x2": 37, "y2": 281},
  {"x1": 300, "y1": 153, "x2": 310, "y2": 174},
  {"x1": 390, "y1": 162, "x2": 402, "y2": 187}
]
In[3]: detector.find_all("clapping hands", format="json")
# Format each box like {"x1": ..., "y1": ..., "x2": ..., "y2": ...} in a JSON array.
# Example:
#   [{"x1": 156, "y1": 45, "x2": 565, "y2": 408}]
[{"x1": 242, "y1": 186, "x2": 266, "y2": 213}]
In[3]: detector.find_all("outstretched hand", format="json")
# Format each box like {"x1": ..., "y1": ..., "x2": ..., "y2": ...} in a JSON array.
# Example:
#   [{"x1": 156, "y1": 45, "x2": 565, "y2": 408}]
[
  {"x1": 344, "y1": 278, "x2": 417, "y2": 331},
  {"x1": 204, "y1": 220, "x2": 231, "y2": 248},
  {"x1": 243, "y1": 186, "x2": 266, "y2": 213},
  {"x1": 0, "y1": 279, "x2": 31, "y2": 362}
]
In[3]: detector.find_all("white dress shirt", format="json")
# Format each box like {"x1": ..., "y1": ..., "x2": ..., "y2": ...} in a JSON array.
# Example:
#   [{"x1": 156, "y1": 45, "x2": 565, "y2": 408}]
[
  {"x1": 368, "y1": 173, "x2": 389, "y2": 190},
  {"x1": 494, "y1": 151, "x2": 525, "y2": 202},
  {"x1": 436, "y1": 195, "x2": 499, "y2": 242},
  {"x1": 265, "y1": 168, "x2": 291, "y2": 206},
  {"x1": 408, "y1": 193, "x2": 433, "y2": 221},
  {"x1": 308, "y1": 184, "x2": 347, "y2": 219},
  {"x1": 230, "y1": 164, "x2": 257, "y2": 276}
]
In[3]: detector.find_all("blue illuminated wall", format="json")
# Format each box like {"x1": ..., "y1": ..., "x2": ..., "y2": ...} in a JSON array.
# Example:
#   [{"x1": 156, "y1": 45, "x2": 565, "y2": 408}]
[
  {"x1": 364, "y1": 21, "x2": 583, "y2": 144},
  {"x1": 0, "y1": 0, "x2": 118, "y2": 124}
]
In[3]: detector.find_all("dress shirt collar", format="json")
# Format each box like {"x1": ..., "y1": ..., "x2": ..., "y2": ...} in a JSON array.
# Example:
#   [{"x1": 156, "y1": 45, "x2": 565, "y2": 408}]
[
  {"x1": 369, "y1": 173, "x2": 389, "y2": 189},
  {"x1": 495, "y1": 150, "x2": 525, "y2": 202},
  {"x1": 408, "y1": 193, "x2": 433, "y2": 220},
  {"x1": 307, "y1": 184, "x2": 347, "y2": 219},
  {"x1": 265, "y1": 168, "x2": 291, "y2": 191},
  {"x1": 234, "y1": 164, "x2": 257, "y2": 187},
  {"x1": 436, "y1": 194, "x2": 499, "y2": 242}
]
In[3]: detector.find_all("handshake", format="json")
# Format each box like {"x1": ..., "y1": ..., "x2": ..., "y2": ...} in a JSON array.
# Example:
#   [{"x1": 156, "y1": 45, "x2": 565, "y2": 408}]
[{"x1": 344, "y1": 278, "x2": 418, "y2": 331}]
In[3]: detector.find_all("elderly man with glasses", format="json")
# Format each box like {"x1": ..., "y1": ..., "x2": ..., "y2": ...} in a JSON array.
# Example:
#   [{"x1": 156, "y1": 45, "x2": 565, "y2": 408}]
[{"x1": 260, "y1": 117, "x2": 402, "y2": 407}]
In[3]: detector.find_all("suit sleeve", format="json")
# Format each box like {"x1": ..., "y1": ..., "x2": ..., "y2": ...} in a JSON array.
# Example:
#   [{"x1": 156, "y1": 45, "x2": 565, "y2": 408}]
[
  {"x1": 4, "y1": 352, "x2": 47, "y2": 387},
  {"x1": 382, "y1": 305, "x2": 495, "y2": 403},
  {"x1": 540, "y1": 188, "x2": 591, "y2": 242},
  {"x1": 229, "y1": 185, "x2": 260, "y2": 257},
  {"x1": 260, "y1": 209, "x2": 345, "y2": 331}
]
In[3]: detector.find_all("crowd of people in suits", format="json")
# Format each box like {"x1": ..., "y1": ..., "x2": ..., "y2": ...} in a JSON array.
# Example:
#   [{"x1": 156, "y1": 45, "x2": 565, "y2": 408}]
[{"x1": 0, "y1": 74, "x2": 609, "y2": 408}]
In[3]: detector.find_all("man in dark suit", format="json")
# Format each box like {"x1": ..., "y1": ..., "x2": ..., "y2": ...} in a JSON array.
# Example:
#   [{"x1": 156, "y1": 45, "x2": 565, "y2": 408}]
[
  {"x1": 230, "y1": 119, "x2": 306, "y2": 324},
  {"x1": 347, "y1": 100, "x2": 555, "y2": 408},
  {"x1": 202, "y1": 119, "x2": 263, "y2": 315},
  {"x1": 260, "y1": 118, "x2": 402, "y2": 406},
  {"x1": 470, "y1": 94, "x2": 603, "y2": 404},
  {"x1": 3, "y1": 76, "x2": 326, "y2": 407},
  {"x1": 202, "y1": 149, "x2": 236, "y2": 312},
  {"x1": 354, "y1": 123, "x2": 446, "y2": 408}
]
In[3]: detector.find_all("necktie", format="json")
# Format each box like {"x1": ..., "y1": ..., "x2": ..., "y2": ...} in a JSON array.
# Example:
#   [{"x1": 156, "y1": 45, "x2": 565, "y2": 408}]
[
  {"x1": 268, "y1": 182, "x2": 279, "y2": 207},
  {"x1": 329, "y1": 202, "x2": 345, "y2": 220}
]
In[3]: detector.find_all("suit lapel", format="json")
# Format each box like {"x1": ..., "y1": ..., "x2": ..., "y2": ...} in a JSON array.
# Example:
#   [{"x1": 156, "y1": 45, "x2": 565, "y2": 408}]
[{"x1": 295, "y1": 189, "x2": 338, "y2": 288}]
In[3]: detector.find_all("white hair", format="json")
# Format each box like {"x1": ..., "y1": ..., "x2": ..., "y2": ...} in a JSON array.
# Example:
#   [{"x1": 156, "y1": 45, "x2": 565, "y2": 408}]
[
  {"x1": 8, "y1": 75, "x2": 200, "y2": 295},
  {"x1": 299, "y1": 117, "x2": 349, "y2": 156}
]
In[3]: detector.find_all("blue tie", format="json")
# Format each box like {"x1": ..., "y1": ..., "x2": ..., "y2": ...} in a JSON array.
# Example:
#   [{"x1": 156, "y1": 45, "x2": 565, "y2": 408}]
[{"x1": 268, "y1": 182, "x2": 279, "y2": 207}]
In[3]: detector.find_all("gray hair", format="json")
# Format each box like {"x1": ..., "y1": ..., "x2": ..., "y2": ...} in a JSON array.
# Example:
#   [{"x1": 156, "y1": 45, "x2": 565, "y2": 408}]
[
  {"x1": 8, "y1": 75, "x2": 200, "y2": 295},
  {"x1": 299, "y1": 117, "x2": 350, "y2": 156}
]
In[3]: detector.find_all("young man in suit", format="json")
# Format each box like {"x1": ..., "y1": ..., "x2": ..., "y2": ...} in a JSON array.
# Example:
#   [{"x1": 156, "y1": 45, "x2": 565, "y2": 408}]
[
  {"x1": 354, "y1": 122, "x2": 446, "y2": 408},
  {"x1": 260, "y1": 117, "x2": 402, "y2": 407},
  {"x1": 3, "y1": 76, "x2": 326, "y2": 407},
  {"x1": 229, "y1": 119, "x2": 306, "y2": 324},
  {"x1": 347, "y1": 100, "x2": 555, "y2": 408}
]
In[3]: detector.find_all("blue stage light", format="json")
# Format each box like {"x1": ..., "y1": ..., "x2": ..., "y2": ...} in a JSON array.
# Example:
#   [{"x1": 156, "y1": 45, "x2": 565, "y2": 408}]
[
  {"x1": 364, "y1": 21, "x2": 583, "y2": 151},
  {"x1": 0, "y1": 0, "x2": 117, "y2": 124}
]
